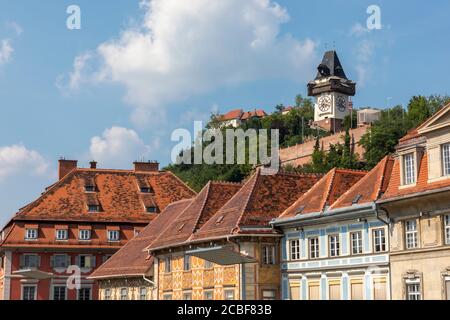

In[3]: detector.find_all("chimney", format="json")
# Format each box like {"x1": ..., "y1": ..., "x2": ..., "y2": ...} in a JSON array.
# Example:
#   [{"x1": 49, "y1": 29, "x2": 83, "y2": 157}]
[
  {"x1": 133, "y1": 161, "x2": 159, "y2": 172},
  {"x1": 58, "y1": 159, "x2": 78, "y2": 180},
  {"x1": 90, "y1": 161, "x2": 97, "y2": 169}
]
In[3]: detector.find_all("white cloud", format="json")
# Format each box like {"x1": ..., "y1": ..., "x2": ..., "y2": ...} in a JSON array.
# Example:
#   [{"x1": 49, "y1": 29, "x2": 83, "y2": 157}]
[
  {"x1": 89, "y1": 127, "x2": 156, "y2": 168},
  {"x1": 349, "y1": 23, "x2": 370, "y2": 37},
  {"x1": 63, "y1": 0, "x2": 317, "y2": 125},
  {"x1": 354, "y1": 39, "x2": 375, "y2": 87},
  {"x1": 0, "y1": 39, "x2": 13, "y2": 66},
  {"x1": 6, "y1": 21, "x2": 24, "y2": 36},
  {"x1": 0, "y1": 145, "x2": 50, "y2": 182}
]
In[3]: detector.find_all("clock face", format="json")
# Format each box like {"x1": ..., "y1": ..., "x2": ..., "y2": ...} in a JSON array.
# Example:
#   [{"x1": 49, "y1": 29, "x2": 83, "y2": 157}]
[
  {"x1": 337, "y1": 96, "x2": 347, "y2": 112},
  {"x1": 318, "y1": 95, "x2": 332, "y2": 112}
]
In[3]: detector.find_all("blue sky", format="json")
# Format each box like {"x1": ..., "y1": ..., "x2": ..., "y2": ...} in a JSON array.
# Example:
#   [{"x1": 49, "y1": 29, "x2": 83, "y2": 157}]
[{"x1": 0, "y1": 0, "x2": 449, "y2": 225}]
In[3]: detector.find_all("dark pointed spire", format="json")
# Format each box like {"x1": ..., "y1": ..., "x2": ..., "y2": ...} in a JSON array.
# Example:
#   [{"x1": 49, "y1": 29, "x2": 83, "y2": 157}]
[{"x1": 316, "y1": 50, "x2": 348, "y2": 80}]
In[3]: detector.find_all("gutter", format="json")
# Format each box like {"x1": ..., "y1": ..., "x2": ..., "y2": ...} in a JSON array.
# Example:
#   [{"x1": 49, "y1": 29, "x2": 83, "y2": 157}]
[{"x1": 377, "y1": 185, "x2": 450, "y2": 204}]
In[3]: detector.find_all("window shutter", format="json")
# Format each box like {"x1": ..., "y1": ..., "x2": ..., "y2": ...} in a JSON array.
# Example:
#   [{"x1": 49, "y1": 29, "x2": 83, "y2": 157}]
[
  {"x1": 66, "y1": 255, "x2": 71, "y2": 267},
  {"x1": 91, "y1": 256, "x2": 96, "y2": 267},
  {"x1": 50, "y1": 255, "x2": 54, "y2": 268},
  {"x1": 75, "y1": 255, "x2": 80, "y2": 267},
  {"x1": 19, "y1": 255, "x2": 25, "y2": 268},
  {"x1": 37, "y1": 256, "x2": 41, "y2": 267}
]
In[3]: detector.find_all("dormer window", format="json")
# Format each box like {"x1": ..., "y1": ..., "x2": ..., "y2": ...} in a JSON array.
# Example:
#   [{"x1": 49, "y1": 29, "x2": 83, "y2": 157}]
[
  {"x1": 85, "y1": 186, "x2": 95, "y2": 192},
  {"x1": 56, "y1": 229, "x2": 68, "y2": 241},
  {"x1": 146, "y1": 206, "x2": 157, "y2": 213},
  {"x1": 88, "y1": 205, "x2": 100, "y2": 212},
  {"x1": 403, "y1": 153, "x2": 416, "y2": 185},
  {"x1": 443, "y1": 144, "x2": 450, "y2": 176},
  {"x1": 140, "y1": 187, "x2": 152, "y2": 193},
  {"x1": 25, "y1": 228, "x2": 38, "y2": 240},
  {"x1": 79, "y1": 229, "x2": 91, "y2": 241},
  {"x1": 107, "y1": 230, "x2": 120, "y2": 242}
]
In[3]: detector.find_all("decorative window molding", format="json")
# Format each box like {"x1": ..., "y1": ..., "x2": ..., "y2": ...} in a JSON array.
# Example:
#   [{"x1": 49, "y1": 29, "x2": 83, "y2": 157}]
[{"x1": 402, "y1": 270, "x2": 423, "y2": 300}]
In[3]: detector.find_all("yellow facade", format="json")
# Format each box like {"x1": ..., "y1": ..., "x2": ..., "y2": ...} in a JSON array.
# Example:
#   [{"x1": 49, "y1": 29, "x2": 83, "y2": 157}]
[{"x1": 98, "y1": 277, "x2": 154, "y2": 300}]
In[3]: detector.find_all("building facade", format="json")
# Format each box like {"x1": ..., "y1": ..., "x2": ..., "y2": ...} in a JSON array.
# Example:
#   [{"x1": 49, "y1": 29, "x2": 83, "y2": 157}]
[
  {"x1": 0, "y1": 159, "x2": 195, "y2": 300},
  {"x1": 273, "y1": 161, "x2": 394, "y2": 300},
  {"x1": 378, "y1": 102, "x2": 450, "y2": 300}
]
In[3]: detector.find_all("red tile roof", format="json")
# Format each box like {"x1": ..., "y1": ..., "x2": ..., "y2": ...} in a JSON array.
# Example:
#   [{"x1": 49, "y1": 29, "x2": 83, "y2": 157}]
[
  {"x1": 148, "y1": 181, "x2": 242, "y2": 250},
  {"x1": 189, "y1": 169, "x2": 323, "y2": 242},
  {"x1": 330, "y1": 157, "x2": 394, "y2": 209},
  {"x1": 280, "y1": 168, "x2": 367, "y2": 218},
  {"x1": 89, "y1": 199, "x2": 193, "y2": 279},
  {"x1": 7, "y1": 168, "x2": 196, "y2": 224},
  {"x1": 240, "y1": 109, "x2": 267, "y2": 120},
  {"x1": 220, "y1": 109, "x2": 243, "y2": 121}
]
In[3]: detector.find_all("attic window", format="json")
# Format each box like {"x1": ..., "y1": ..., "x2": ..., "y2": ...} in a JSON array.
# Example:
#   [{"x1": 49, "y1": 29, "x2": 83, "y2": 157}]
[
  {"x1": 216, "y1": 216, "x2": 224, "y2": 224},
  {"x1": 85, "y1": 186, "x2": 95, "y2": 192},
  {"x1": 88, "y1": 205, "x2": 100, "y2": 212},
  {"x1": 146, "y1": 206, "x2": 157, "y2": 213},
  {"x1": 352, "y1": 194, "x2": 362, "y2": 205},
  {"x1": 140, "y1": 187, "x2": 152, "y2": 193},
  {"x1": 295, "y1": 205, "x2": 306, "y2": 215}
]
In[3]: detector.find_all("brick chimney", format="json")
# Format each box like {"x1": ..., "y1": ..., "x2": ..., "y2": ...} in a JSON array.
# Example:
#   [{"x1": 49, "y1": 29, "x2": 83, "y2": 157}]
[
  {"x1": 58, "y1": 159, "x2": 78, "y2": 180},
  {"x1": 90, "y1": 161, "x2": 97, "y2": 169},
  {"x1": 133, "y1": 161, "x2": 159, "y2": 172}
]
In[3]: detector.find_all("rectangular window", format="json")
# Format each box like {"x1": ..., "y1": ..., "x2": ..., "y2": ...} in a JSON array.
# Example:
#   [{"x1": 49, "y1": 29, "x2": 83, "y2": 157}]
[
  {"x1": 329, "y1": 282, "x2": 341, "y2": 300},
  {"x1": 262, "y1": 290, "x2": 276, "y2": 300},
  {"x1": 445, "y1": 280, "x2": 450, "y2": 300},
  {"x1": 78, "y1": 288, "x2": 91, "y2": 301},
  {"x1": 53, "y1": 286, "x2": 66, "y2": 300},
  {"x1": 164, "y1": 257, "x2": 172, "y2": 273},
  {"x1": 104, "y1": 289, "x2": 111, "y2": 300},
  {"x1": 85, "y1": 185, "x2": 95, "y2": 192},
  {"x1": 88, "y1": 205, "x2": 100, "y2": 212},
  {"x1": 204, "y1": 260, "x2": 213, "y2": 269},
  {"x1": 55, "y1": 229, "x2": 68, "y2": 241},
  {"x1": 262, "y1": 245, "x2": 276, "y2": 265},
  {"x1": 146, "y1": 206, "x2": 157, "y2": 213},
  {"x1": 120, "y1": 288, "x2": 128, "y2": 300},
  {"x1": 21, "y1": 254, "x2": 39, "y2": 268},
  {"x1": 139, "y1": 287, "x2": 147, "y2": 300},
  {"x1": 204, "y1": 291, "x2": 214, "y2": 300},
  {"x1": 309, "y1": 237, "x2": 319, "y2": 259},
  {"x1": 405, "y1": 220, "x2": 418, "y2": 249},
  {"x1": 184, "y1": 255, "x2": 191, "y2": 271},
  {"x1": 107, "y1": 230, "x2": 120, "y2": 242},
  {"x1": 350, "y1": 280, "x2": 364, "y2": 300},
  {"x1": 79, "y1": 229, "x2": 91, "y2": 241},
  {"x1": 163, "y1": 294, "x2": 172, "y2": 300},
  {"x1": 290, "y1": 239, "x2": 301, "y2": 260},
  {"x1": 53, "y1": 254, "x2": 69, "y2": 268},
  {"x1": 22, "y1": 286, "x2": 36, "y2": 301},
  {"x1": 78, "y1": 255, "x2": 94, "y2": 268},
  {"x1": 444, "y1": 215, "x2": 450, "y2": 245},
  {"x1": 373, "y1": 229, "x2": 386, "y2": 252},
  {"x1": 25, "y1": 228, "x2": 38, "y2": 240},
  {"x1": 183, "y1": 292, "x2": 192, "y2": 300},
  {"x1": 373, "y1": 278, "x2": 387, "y2": 300},
  {"x1": 406, "y1": 282, "x2": 421, "y2": 300},
  {"x1": 351, "y1": 231, "x2": 363, "y2": 255},
  {"x1": 329, "y1": 235, "x2": 340, "y2": 257},
  {"x1": 443, "y1": 144, "x2": 450, "y2": 176},
  {"x1": 403, "y1": 153, "x2": 416, "y2": 185},
  {"x1": 224, "y1": 289, "x2": 235, "y2": 300}
]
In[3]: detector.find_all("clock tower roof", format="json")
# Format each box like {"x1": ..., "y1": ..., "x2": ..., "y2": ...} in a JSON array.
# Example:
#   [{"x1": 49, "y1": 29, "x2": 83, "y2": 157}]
[{"x1": 315, "y1": 50, "x2": 348, "y2": 80}]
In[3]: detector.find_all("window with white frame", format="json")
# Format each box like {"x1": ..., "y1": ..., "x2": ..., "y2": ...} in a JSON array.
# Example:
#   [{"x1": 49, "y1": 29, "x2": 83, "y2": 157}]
[
  {"x1": 22, "y1": 285, "x2": 36, "y2": 300},
  {"x1": 403, "y1": 153, "x2": 416, "y2": 185},
  {"x1": 290, "y1": 239, "x2": 301, "y2": 260},
  {"x1": 104, "y1": 289, "x2": 111, "y2": 300},
  {"x1": 224, "y1": 289, "x2": 235, "y2": 300},
  {"x1": 351, "y1": 231, "x2": 363, "y2": 255},
  {"x1": 405, "y1": 220, "x2": 418, "y2": 249},
  {"x1": 443, "y1": 144, "x2": 450, "y2": 176},
  {"x1": 120, "y1": 288, "x2": 128, "y2": 300},
  {"x1": 139, "y1": 287, "x2": 148, "y2": 300},
  {"x1": 52, "y1": 286, "x2": 66, "y2": 300},
  {"x1": 262, "y1": 244, "x2": 276, "y2": 265},
  {"x1": 373, "y1": 228, "x2": 386, "y2": 252},
  {"x1": 21, "y1": 254, "x2": 39, "y2": 269},
  {"x1": 25, "y1": 228, "x2": 38, "y2": 240},
  {"x1": 309, "y1": 237, "x2": 319, "y2": 259},
  {"x1": 445, "y1": 215, "x2": 450, "y2": 245},
  {"x1": 329, "y1": 235, "x2": 340, "y2": 257},
  {"x1": 406, "y1": 281, "x2": 421, "y2": 300},
  {"x1": 79, "y1": 229, "x2": 91, "y2": 241},
  {"x1": 55, "y1": 229, "x2": 68, "y2": 241},
  {"x1": 78, "y1": 287, "x2": 91, "y2": 300},
  {"x1": 107, "y1": 230, "x2": 120, "y2": 242}
]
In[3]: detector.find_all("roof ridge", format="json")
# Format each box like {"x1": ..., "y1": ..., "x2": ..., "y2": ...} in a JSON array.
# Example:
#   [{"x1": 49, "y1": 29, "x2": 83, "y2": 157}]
[
  {"x1": 192, "y1": 182, "x2": 213, "y2": 232},
  {"x1": 321, "y1": 168, "x2": 337, "y2": 211},
  {"x1": 210, "y1": 180, "x2": 243, "y2": 186},
  {"x1": 235, "y1": 169, "x2": 261, "y2": 233},
  {"x1": 165, "y1": 170, "x2": 198, "y2": 195},
  {"x1": 376, "y1": 156, "x2": 394, "y2": 198}
]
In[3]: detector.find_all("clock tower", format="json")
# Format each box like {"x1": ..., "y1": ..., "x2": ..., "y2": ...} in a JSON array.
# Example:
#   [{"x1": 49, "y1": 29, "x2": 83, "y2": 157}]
[{"x1": 307, "y1": 50, "x2": 356, "y2": 133}]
